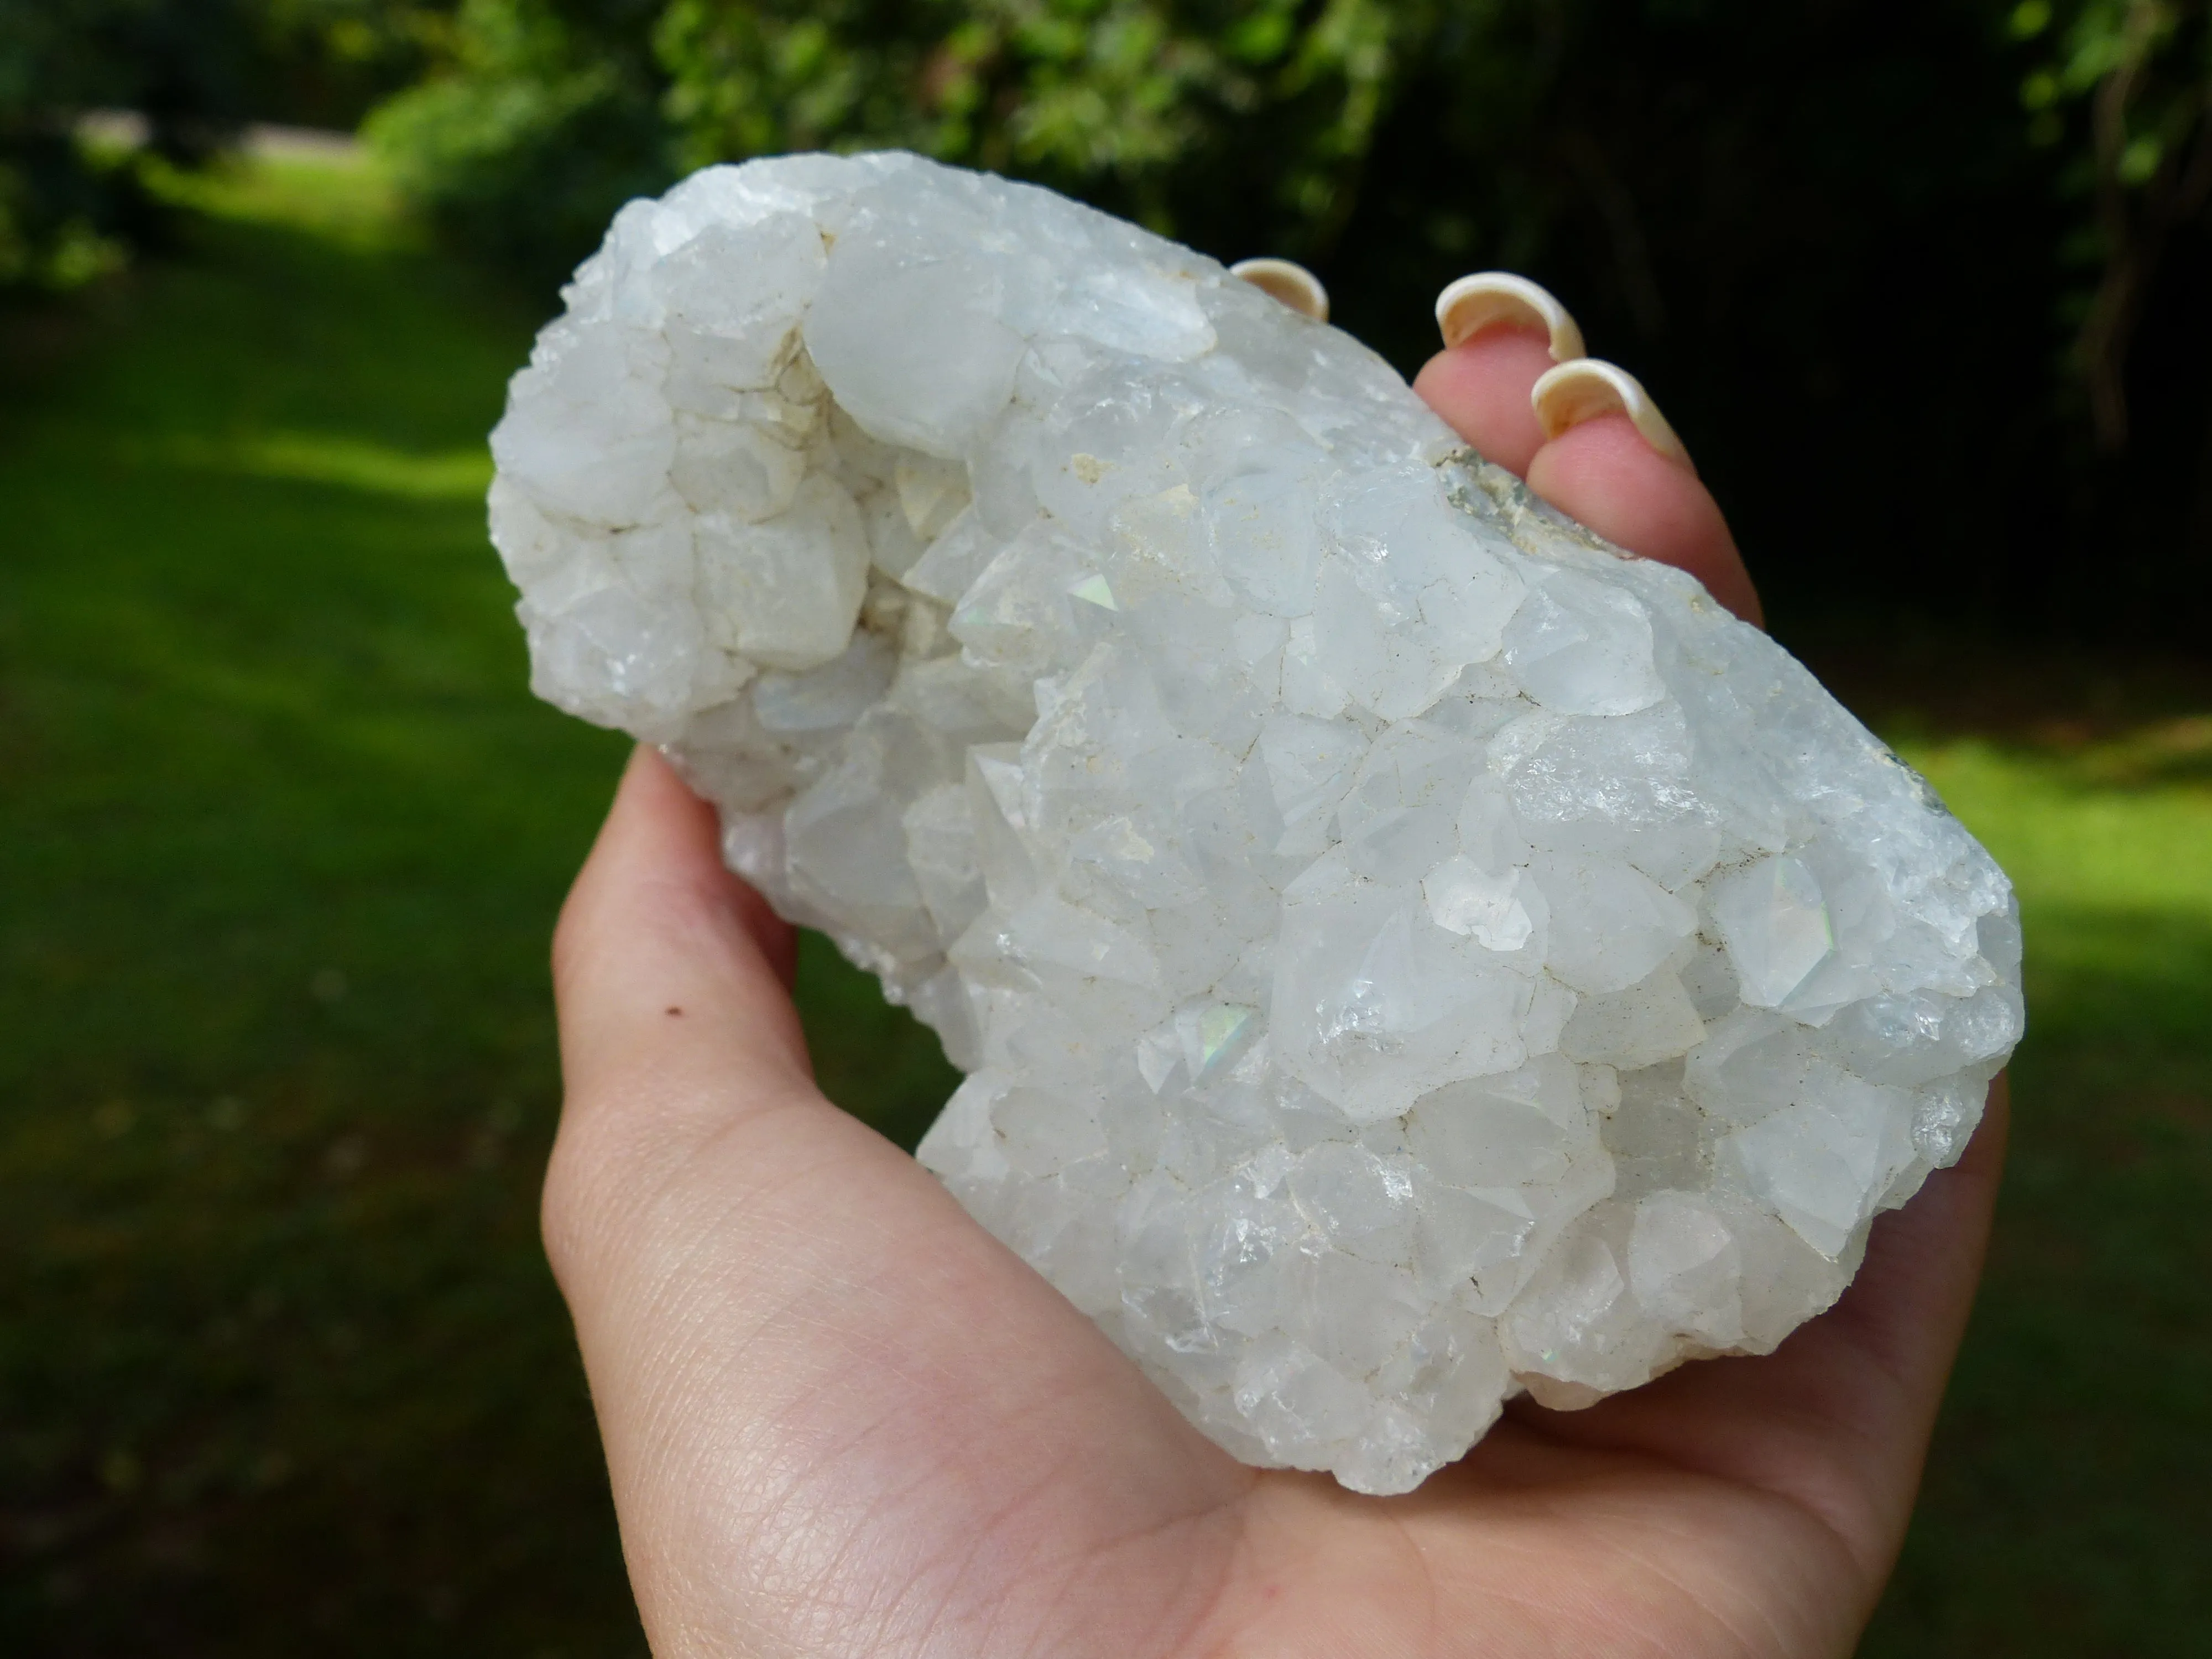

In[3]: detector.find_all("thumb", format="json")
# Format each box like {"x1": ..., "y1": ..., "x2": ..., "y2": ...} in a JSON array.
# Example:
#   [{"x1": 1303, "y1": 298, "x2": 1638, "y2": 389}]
[{"x1": 541, "y1": 748, "x2": 1246, "y2": 1656}]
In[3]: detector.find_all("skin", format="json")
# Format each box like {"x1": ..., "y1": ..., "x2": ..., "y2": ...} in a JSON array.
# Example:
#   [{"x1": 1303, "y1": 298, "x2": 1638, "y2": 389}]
[{"x1": 543, "y1": 320, "x2": 2007, "y2": 1658}]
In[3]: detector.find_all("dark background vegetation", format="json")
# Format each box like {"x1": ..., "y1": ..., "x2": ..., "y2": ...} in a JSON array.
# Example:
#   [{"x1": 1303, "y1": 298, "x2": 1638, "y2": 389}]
[
  {"x1": 3, "y1": 2, "x2": 2208, "y2": 1655},
  {"x1": 10, "y1": 1, "x2": 2212, "y2": 637}
]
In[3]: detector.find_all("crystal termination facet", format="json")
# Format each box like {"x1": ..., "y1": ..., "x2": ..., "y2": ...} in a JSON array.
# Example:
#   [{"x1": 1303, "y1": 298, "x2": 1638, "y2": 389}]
[{"x1": 489, "y1": 153, "x2": 2023, "y2": 1494}]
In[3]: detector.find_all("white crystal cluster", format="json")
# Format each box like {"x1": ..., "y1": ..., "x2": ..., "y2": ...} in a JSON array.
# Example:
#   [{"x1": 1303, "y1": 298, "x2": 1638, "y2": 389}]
[{"x1": 489, "y1": 153, "x2": 2023, "y2": 1494}]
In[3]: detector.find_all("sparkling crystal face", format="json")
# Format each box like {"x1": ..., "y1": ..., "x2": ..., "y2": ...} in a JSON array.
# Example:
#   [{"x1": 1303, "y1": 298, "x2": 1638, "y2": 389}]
[{"x1": 489, "y1": 153, "x2": 2024, "y2": 1494}]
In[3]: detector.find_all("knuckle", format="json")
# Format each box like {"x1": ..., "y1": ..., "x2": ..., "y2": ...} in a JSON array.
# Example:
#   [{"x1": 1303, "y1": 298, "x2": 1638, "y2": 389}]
[
  {"x1": 538, "y1": 1111, "x2": 612, "y2": 1298},
  {"x1": 549, "y1": 882, "x2": 597, "y2": 1002}
]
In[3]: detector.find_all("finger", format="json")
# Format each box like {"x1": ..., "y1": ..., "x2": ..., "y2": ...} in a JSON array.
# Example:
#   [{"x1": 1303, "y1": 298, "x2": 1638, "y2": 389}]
[
  {"x1": 1409, "y1": 274, "x2": 1764, "y2": 625},
  {"x1": 1514, "y1": 1076, "x2": 2010, "y2": 1599},
  {"x1": 542, "y1": 748, "x2": 1246, "y2": 1655},
  {"x1": 1525, "y1": 362, "x2": 1763, "y2": 625},
  {"x1": 1790, "y1": 1075, "x2": 2011, "y2": 1560},
  {"x1": 553, "y1": 745, "x2": 805, "y2": 1125},
  {"x1": 1411, "y1": 272, "x2": 1582, "y2": 476}
]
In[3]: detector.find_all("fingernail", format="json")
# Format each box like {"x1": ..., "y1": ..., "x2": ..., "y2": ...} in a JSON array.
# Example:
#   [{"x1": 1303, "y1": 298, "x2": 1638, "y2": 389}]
[
  {"x1": 1530, "y1": 358, "x2": 1693, "y2": 468},
  {"x1": 1434, "y1": 272, "x2": 1585, "y2": 360},
  {"x1": 1231, "y1": 257, "x2": 1329, "y2": 322}
]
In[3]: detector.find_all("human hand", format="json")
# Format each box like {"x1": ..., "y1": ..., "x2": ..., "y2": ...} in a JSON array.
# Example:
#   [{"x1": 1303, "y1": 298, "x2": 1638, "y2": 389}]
[{"x1": 542, "y1": 280, "x2": 2007, "y2": 1658}]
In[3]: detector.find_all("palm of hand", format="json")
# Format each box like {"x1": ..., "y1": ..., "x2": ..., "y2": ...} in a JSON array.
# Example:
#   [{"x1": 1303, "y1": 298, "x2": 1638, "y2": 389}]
[{"x1": 542, "y1": 327, "x2": 2005, "y2": 1658}]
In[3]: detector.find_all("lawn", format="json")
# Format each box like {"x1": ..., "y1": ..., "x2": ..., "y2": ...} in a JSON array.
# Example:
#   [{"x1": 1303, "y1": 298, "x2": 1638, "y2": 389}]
[{"x1": 1, "y1": 152, "x2": 2204, "y2": 1656}]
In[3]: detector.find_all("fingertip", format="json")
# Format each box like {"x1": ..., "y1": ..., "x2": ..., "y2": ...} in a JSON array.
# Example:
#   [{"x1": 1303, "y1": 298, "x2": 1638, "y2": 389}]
[
  {"x1": 1531, "y1": 357, "x2": 1693, "y2": 471},
  {"x1": 579, "y1": 746, "x2": 795, "y2": 977},
  {"x1": 1412, "y1": 327, "x2": 1559, "y2": 477},
  {"x1": 1524, "y1": 415, "x2": 1764, "y2": 627},
  {"x1": 1230, "y1": 256, "x2": 1329, "y2": 322},
  {"x1": 555, "y1": 745, "x2": 804, "y2": 1090}
]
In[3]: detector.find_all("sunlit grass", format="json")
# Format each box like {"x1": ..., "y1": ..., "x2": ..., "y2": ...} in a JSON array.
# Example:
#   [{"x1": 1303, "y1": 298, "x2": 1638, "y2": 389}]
[
  {"x1": 2, "y1": 151, "x2": 2203, "y2": 1655},
  {"x1": 1860, "y1": 734, "x2": 2212, "y2": 1654},
  {"x1": 1919, "y1": 734, "x2": 2212, "y2": 914},
  {"x1": 141, "y1": 430, "x2": 494, "y2": 499}
]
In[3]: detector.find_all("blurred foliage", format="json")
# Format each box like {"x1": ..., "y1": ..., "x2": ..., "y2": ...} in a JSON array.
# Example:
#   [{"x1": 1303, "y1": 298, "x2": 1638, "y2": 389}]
[
  {"x1": 0, "y1": 0, "x2": 249, "y2": 291},
  {"x1": 11, "y1": 1, "x2": 2209, "y2": 619},
  {"x1": 653, "y1": 0, "x2": 1410, "y2": 238},
  {"x1": 359, "y1": 0, "x2": 2212, "y2": 639},
  {"x1": 2011, "y1": 1, "x2": 2212, "y2": 449},
  {"x1": 0, "y1": 133, "x2": 130, "y2": 295},
  {"x1": 0, "y1": 0, "x2": 449, "y2": 294},
  {"x1": 363, "y1": 0, "x2": 670, "y2": 278}
]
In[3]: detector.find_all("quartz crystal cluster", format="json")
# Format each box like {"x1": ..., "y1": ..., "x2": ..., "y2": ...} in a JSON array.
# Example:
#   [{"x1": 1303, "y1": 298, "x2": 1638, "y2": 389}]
[{"x1": 489, "y1": 153, "x2": 2023, "y2": 1494}]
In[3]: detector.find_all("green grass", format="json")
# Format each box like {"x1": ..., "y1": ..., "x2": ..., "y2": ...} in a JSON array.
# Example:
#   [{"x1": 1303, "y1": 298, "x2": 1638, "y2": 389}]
[
  {"x1": 0, "y1": 153, "x2": 953, "y2": 1656},
  {"x1": 2, "y1": 153, "x2": 2205, "y2": 1654},
  {"x1": 1861, "y1": 732, "x2": 2212, "y2": 1656}
]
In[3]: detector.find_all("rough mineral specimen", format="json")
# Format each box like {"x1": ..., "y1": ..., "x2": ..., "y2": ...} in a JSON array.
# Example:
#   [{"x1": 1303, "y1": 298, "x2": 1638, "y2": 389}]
[{"x1": 489, "y1": 153, "x2": 2024, "y2": 1494}]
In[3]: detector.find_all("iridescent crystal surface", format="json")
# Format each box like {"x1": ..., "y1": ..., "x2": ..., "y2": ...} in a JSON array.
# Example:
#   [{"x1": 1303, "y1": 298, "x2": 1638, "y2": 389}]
[{"x1": 489, "y1": 153, "x2": 2023, "y2": 1493}]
